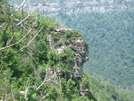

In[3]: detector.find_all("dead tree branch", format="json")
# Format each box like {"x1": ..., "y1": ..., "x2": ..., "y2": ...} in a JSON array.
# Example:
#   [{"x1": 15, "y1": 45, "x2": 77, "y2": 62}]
[
  {"x1": 36, "y1": 67, "x2": 57, "y2": 90},
  {"x1": 0, "y1": 22, "x2": 6, "y2": 28},
  {"x1": 0, "y1": 0, "x2": 48, "y2": 32},
  {"x1": 0, "y1": 27, "x2": 42, "y2": 59},
  {"x1": 0, "y1": 21, "x2": 36, "y2": 51}
]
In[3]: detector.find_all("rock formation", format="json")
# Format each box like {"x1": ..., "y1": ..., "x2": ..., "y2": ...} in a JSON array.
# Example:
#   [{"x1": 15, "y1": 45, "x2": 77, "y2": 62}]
[{"x1": 47, "y1": 27, "x2": 89, "y2": 78}]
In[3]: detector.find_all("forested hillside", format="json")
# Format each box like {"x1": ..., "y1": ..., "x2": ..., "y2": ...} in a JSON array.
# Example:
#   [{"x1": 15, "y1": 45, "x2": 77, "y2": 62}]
[
  {"x1": 0, "y1": 0, "x2": 96, "y2": 100},
  {"x1": 61, "y1": 11, "x2": 134, "y2": 88},
  {"x1": 87, "y1": 74, "x2": 134, "y2": 101},
  {"x1": 1, "y1": 0, "x2": 134, "y2": 101}
]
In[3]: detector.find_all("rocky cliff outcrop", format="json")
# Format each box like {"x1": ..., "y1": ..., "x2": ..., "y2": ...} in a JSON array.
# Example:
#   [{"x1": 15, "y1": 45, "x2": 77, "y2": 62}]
[
  {"x1": 47, "y1": 27, "x2": 89, "y2": 78},
  {"x1": 46, "y1": 27, "x2": 91, "y2": 99}
]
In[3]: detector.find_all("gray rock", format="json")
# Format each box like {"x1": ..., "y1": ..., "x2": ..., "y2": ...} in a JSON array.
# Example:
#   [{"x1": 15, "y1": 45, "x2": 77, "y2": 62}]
[{"x1": 47, "y1": 27, "x2": 89, "y2": 78}]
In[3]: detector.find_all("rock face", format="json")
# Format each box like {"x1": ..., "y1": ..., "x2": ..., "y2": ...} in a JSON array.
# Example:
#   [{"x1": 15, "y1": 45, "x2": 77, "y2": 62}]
[
  {"x1": 47, "y1": 27, "x2": 89, "y2": 78},
  {"x1": 72, "y1": 39, "x2": 89, "y2": 77},
  {"x1": 46, "y1": 28, "x2": 92, "y2": 99},
  {"x1": 21, "y1": 0, "x2": 134, "y2": 17}
]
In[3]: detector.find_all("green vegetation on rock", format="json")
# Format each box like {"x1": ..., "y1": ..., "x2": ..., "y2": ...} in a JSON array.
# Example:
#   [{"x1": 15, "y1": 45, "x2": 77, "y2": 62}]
[{"x1": 0, "y1": 0, "x2": 134, "y2": 101}]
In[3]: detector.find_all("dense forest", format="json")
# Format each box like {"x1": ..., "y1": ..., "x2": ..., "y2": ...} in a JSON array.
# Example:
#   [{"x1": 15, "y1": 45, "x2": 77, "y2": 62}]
[
  {"x1": 0, "y1": 0, "x2": 134, "y2": 101},
  {"x1": 60, "y1": 11, "x2": 134, "y2": 88},
  {"x1": 1, "y1": 0, "x2": 95, "y2": 100},
  {"x1": 59, "y1": 9, "x2": 134, "y2": 100}
]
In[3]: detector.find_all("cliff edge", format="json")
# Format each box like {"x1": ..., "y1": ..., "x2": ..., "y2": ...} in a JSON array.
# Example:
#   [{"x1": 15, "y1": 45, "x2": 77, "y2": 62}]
[{"x1": 47, "y1": 27, "x2": 89, "y2": 78}]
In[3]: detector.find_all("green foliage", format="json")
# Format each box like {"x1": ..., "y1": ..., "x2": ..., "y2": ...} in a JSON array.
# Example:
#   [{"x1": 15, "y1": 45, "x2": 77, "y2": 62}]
[
  {"x1": 55, "y1": 40, "x2": 63, "y2": 47},
  {"x1": 0, "y1": 1, "x2": 62, "y2": 100},
  {"x1": 61, "y1": 78, "x2": 79, "y2": 101},
  {"x1": 46, "y1": 87, "x2": 60, "y2": 101},
  {"x1": 66, "y1": 30, "x2": 72, "y2": 38},
  {"x1": 86, "y1": 74, "x2": 132, "y2": 101},
  {"x1": 36, "y1": 37, "x2": 49, "y2": 64},
  {"x1": 2, "y1": 1, "x2": 134, "y2": 101},
  {"x1": 61, "y1": 11, "x2": 134, "y2": 88},
  {"x1": 72, "y1": 96, "x2": 91, "y2": 101},
  {"x1": 0, "y1": 2, "x2": 95, "y2": 100},
  {"x1": 59, "y1": 48, "x2": 75, "y2": 72},
  {"x1": 47, "y1": 50, "x2": 60, "y2": 66}
]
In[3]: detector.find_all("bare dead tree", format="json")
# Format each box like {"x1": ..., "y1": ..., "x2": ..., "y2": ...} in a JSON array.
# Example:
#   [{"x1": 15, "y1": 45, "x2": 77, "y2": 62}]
[
  {"x1": 0, "y1": 0, "x2": 49, "y2": 55},
  {"x1": 0, "y1": 0, "x2": 53, "y2": 101},
  {"x1": 0, "y1": 0, "x2": 27, "y2": 29},
  {"x1": 0, "y1": 0, "x2": 48, "y2": 31}
]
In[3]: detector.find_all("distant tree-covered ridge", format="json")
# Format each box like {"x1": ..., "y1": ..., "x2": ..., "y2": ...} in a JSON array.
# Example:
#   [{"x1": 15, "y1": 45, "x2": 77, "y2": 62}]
[
  {"x1": 9, "y1": 0, "x2": 134, "y2": 17},
  {"x1": 61, "y1": 11, "x2": 134, "y2": 88}
]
